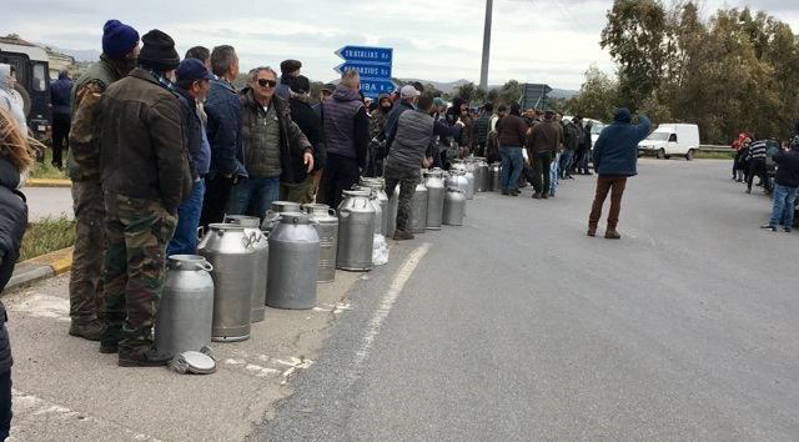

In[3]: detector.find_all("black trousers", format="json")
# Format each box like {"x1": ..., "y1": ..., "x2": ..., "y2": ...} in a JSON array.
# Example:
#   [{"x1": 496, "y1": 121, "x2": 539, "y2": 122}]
[
  {"x1": 532, "y1": 151, "x2": 553, "y2": 194},
  {"x1": 322, "y1": 153, "x2": 360, "y2": 209},
  {"x1": 747, "y1": 159, "x2": 769, "y2": 192},
  {"x1": 51, "y1": 113, "x2": 71, "y2": 168},
  {"x1": 200, "y1": 174, "x2": 233, "y2": 229},
  {"x1": 0, "y1": 368, "x2": 10, "y2": 441}
]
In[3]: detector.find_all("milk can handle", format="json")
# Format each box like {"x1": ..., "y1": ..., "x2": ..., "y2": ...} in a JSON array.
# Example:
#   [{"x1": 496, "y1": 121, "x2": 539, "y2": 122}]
[
  {"x1": 328, "y1": 208, "x2": 337, "y2": 217},
  {"x1": 199, "y1": 261, "x2": 214, "y2": 272},
  {"x1": 196, "y1": 226, "x2": 205, "y2": 241}
]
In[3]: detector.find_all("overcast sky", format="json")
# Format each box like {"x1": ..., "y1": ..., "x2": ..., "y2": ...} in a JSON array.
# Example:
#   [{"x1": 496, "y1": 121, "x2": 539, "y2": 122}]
[{"x1": 4, "y1": 0, "x2": 799, "y2": 90}]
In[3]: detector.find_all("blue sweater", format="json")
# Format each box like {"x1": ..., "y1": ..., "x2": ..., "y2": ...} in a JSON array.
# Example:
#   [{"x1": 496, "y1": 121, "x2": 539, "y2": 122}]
[{"x1": 593, "y1": 111, "x2": 651, "y2": 177}]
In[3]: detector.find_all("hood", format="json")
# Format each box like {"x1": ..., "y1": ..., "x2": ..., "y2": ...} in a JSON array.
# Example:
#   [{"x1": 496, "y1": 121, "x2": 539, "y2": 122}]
[
  {"x1": 0, "y1": 64, "x2": 11, "y2": 93},
  {"x1": 0, "y1": 157, "x2": 21, "y2": 191},
  {"x1": 333, "y1": 85, "x2": 362, "y2": 103},
  {"x1": 613, "y1": 108, "x2": 632, "y2": 123}
]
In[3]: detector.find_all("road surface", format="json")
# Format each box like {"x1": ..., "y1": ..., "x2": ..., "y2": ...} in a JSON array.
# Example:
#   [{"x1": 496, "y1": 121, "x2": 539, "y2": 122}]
[{"x1": 22, "y1": 186, "x2": 73, "y2": 221}]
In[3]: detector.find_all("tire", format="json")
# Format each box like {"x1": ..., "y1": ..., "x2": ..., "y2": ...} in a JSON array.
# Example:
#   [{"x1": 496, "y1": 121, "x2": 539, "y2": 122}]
[
  {"x1": 13, "y1": 83, "x2": 31, "y2": 118},
  {"x1": 656, "y1": 149, "x2": 665, "y2": 159},
  {"x1": 685, "y1": 149, "x2": 694, "y2": 161}
]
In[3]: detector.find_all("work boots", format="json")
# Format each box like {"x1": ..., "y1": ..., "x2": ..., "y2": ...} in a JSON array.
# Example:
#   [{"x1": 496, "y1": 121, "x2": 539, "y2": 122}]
[
  {"x1": 605, "y1": 229, "x2": 622, "y2": 240},
  {"x1": 118, "y1": 346, "x2": 173, "y2": 367},
  {"x1": 68, "y1": 319, "x2": 105, "y2": 341},
  {"x1": 393, "y1": 230, "x2": 415, "y2": 241}
]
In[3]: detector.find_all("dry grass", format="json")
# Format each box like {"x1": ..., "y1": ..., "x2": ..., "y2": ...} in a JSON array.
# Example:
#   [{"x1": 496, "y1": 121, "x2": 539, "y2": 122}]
[{"x1": 19, "y1": 216, "x2": 76, "y2": 262}]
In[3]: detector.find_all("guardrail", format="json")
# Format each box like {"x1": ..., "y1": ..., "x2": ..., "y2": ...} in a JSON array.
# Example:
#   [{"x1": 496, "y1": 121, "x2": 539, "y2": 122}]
[{"x1": 697, "y1": 145, "x2": 732, "y2": 153}]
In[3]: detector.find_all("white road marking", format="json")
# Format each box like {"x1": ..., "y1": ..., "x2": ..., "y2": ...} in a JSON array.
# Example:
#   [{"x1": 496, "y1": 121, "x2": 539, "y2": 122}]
[
  {"x1": 9, "y1": 389, "x2": 168, "y2": 442},
  {"x1": 348, "y1": 243, "x2": 431, "y2": 385}
]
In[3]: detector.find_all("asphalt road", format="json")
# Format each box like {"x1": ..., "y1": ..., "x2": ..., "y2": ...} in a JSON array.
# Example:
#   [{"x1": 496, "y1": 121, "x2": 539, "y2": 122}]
[
  {"x1": 22, "y1": 186, "x2": 73, "y2": 221},
  {"x1": 255, "y1": 159, "x2": 799, "y2": 442}
]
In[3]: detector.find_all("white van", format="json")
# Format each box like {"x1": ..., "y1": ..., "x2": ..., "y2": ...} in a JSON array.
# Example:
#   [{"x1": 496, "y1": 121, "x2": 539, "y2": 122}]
[{"x1": 638, "y1": 124, "x2": 701, "y2": 160}]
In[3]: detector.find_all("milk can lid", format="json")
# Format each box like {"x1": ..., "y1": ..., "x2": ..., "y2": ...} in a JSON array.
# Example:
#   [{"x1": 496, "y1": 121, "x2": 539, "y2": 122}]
[
  {"x1": 278, "y1": 212, "x2": 312, "y2": 224},
  {"x1": 223, "y1": 215, "x2": 260, "y2": 228},
  {"x1": 271, "y1": 201, "x2": 302, "y2": 211},
  {"x1": 171, "y1": 351, "x2": 217, "y2": 375},
  {"x1": 343, "y1": 189, "x2": 371, "y2": 197}
]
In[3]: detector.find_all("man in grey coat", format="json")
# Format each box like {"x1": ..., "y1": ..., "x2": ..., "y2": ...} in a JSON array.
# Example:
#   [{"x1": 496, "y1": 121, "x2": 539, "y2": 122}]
[{"x1": 383, "y1": 95, "x2": 436, "y2": 240}]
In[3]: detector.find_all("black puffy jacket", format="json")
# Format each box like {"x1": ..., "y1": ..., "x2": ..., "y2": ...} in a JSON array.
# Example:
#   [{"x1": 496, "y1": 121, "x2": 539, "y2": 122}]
[{"x1": 0, "y1": 156, "x2": 28, "y2": 373}]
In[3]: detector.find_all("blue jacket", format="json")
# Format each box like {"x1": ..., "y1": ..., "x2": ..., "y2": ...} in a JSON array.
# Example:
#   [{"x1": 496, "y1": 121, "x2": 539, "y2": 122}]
[
  {"x1": 50, "y1": 75, "x2": 73, "y2": 116},
  {"x1": 593, "y1": 109, "x2": 651, "y2": 177},
  {"x1": 205, "y1": 76, "x2": 245, "y2": 178}
]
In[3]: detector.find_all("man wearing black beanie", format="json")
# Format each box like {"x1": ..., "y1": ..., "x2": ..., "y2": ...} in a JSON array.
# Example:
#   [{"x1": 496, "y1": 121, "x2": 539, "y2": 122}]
[{"x1": 95, "y1": 29, "x2": 192, "y2": 367}]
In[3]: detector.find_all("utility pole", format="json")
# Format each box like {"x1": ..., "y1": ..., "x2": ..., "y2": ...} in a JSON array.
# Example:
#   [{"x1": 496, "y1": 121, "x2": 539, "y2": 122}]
[{"x1": 479, "y1": 0, "x2": 493, "y2": 91}]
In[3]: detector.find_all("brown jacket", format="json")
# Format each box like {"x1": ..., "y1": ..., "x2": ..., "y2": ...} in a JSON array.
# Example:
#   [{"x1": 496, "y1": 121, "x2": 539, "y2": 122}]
[
  {"x1": 496, "y1": 114, "x2": 528, "y2": 148},
  {"x1": 527, "y1": 120, "x2": 563, "y2": 155},
  {"x1": 97, "y1": 68, "x2": 191, "y2": 213}
]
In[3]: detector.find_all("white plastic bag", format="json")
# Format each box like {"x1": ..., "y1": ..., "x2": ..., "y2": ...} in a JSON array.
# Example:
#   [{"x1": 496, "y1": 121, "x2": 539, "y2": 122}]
[{"x1": 372, "y1": 234, "x2": 389, "y2": 266}]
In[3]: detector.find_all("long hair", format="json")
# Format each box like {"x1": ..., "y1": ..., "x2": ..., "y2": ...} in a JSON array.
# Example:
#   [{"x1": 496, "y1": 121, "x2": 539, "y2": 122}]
[{"x1": 0, "y1": 107, "x2": 35, "y2": 173}]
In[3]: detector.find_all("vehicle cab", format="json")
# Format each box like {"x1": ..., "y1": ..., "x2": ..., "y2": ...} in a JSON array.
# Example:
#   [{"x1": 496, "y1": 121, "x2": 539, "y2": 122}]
[
  {"x1": 638, "y1": 124, "x2": 701, "y2": 160},
  {"x1": 0, "y1": 37, "x2": 51, "y2": 140}
]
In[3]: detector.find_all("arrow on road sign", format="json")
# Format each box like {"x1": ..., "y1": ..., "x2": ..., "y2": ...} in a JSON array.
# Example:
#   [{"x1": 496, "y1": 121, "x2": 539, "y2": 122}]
[
  {"x1": 360, "y1": 79, "x2": 397, "y2": 99},
  {"x1": 334, "y1": 62, "x2": 392, "y2": 80},
  {"x1": 335, "y1": 46, "x2": 393, "y2": 65}
]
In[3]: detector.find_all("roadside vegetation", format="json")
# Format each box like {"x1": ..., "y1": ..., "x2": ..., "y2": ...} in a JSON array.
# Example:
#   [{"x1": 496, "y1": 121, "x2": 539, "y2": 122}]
[
  {"x1": 19, "y1": 216, "x2": 76, "y2": 262},
  {"x1": 29, "y1": 149, "x2": 69, "y2": 180}
]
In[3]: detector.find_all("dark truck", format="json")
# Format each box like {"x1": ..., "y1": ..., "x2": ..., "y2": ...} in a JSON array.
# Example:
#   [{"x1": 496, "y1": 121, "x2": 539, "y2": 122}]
[{"x1": 0, "y1": 37, "x2": 51, "y2": 140}]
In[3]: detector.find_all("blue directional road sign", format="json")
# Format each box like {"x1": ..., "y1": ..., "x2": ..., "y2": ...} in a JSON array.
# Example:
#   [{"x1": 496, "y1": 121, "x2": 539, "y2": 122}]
[
  {"x1": 335, "y1": 46, "x2": 393, "y2": 64},
  {"x1": 335, "y1": 45, "x2": 395, "y2": 99},
  {"x1": 335, "y1": 62, "x2": 392, "y2": 80}
]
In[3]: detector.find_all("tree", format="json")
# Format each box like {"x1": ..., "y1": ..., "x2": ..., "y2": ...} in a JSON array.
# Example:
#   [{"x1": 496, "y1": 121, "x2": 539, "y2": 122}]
[
  {"x1": 497, "y1": 80, "x2": 522, "y2": 107},
  {"x1": 565, "y1": 66, "x2": 620, "y2": 122},
  {"x1": 454, "y1": 82, "x2": 482, "y2": 104}
]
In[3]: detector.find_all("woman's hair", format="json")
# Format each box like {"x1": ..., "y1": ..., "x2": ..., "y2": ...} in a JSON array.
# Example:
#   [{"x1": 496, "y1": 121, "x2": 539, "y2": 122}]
[{"x1": 0, "y1": 107, "x2": 35, "y2": 173}]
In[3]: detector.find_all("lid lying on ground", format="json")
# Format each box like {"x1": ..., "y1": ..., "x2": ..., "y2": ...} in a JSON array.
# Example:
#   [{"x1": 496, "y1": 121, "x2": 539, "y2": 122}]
[{"x1": 170, "y1": 351, "x2": 217, "y2": 375}]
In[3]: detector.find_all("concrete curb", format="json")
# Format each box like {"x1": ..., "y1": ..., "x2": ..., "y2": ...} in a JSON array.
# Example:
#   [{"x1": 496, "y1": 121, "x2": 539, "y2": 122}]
[
  {"x1": 6, "y1": 247, "x2": 73, "y2": 291},
  {"x1": 27, "y1": 179, "x2": 72, "y2": 188}
]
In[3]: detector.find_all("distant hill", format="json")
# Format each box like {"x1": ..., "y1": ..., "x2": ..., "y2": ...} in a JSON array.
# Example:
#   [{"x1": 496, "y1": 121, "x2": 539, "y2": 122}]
[
  {"x1": 400, "y1": 78, "x2": 577, "y2": 99},
  {"x1": 46, "y1": 46, "x2": 100, "y2": 62}
]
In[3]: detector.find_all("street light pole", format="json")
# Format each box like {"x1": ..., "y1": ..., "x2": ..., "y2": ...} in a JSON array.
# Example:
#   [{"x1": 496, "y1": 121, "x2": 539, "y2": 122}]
[{"x1": 479, "y1": 0, "x2": 493, "y2": 91}]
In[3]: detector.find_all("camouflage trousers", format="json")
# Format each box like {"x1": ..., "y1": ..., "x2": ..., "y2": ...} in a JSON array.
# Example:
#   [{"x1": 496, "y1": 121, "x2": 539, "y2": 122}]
[
  {"x1": 383, "y1": 163, "x2": 420, "y2": 233},
  {"x1": 102, "y1": 192, "x2": 176, "y2": 350},
  {"x1": 69, "y1": 179, "x2": 106, "y2": 323},
  {"x1": 280, "y1": 173, "x2": 316, "y2": 205}
]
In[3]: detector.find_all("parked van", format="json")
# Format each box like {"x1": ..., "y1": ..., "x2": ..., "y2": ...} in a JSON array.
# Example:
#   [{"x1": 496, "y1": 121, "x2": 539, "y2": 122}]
[{"x1": 638, "y1": 124, "x2": 701, "y2": 160}]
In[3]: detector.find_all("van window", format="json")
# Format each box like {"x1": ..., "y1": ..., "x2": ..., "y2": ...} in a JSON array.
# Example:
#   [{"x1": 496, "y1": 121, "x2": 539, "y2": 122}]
[
  {"x1": 32, "y1": 64, "x2": 47, "y2": 92},
  {"x1": 668, "y1": 134, "x2": 678, "y2": 142},
  {"x1": 647, "y1": 132, "x2": 670, "y2": 141}
]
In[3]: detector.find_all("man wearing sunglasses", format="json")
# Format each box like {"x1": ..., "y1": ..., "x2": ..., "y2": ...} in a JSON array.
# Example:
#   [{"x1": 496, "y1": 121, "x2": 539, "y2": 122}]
[{"x1": 229, "y1": 66, "x2": 313, "y2": 218}]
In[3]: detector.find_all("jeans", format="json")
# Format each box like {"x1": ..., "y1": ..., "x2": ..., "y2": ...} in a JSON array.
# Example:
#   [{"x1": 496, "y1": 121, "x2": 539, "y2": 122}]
[
  {"x1": 589, "y1": 175, "x2": 628, "y2": 230},
  {"x1": 167, "y1": 178, "x2": 205, "y2": 257},
  {"x1": 549, "y1": 152, "x2": 561, "y2": 196},
  {"x1": 768, "y1": 184, "x2": 798, "y2": 228},
  {"x1": 532, "y1": 151, "x2": 552, "y2": 195},
  {"x1": 560, "y1": 150, "x2": 574, "y2": 178},
  {"x1": 227, "y1": 176, "x2": 281, "y2": 218},
  {"x1": 499, "y1": 146, "x2": 524, "y2": 191}
]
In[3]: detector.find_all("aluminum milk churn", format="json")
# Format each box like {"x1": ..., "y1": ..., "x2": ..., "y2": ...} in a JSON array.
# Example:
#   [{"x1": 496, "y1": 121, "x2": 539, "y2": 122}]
[
  {"x1": 302, "y1": 203, "x2": 339, "y2": 283},
  {"x1": 463, "y1": 164, "x2": 476, "y2": 200},
  {"x1": 443, "y1": 187, "x2": 467, "y2": 226},
  {"x1": 337, "y1": 190, "x2": 376, "y2": 271},
  {"x1": 155, "y1": 255, "x2": 215, "y2": 358},
  {"x1": 223, "y1": 215, "x2": 268, "y2": 323},
  {"x1": 446, "y1": 170, "x2": 470, "y2": 196},
  {"x1": 261, "y1": 201, "x2": 302, "y2": 233},
  {"x1": 386, "y1": 183, "x2": 400, "y2": 238},
  {"x1": 410, "y1": 181, "x2": 428, "y2": 234},
  {"x1": 490, "y1": 163, "x2": 501, "y2": 192},
  {"x1": 424, "y1": 169, "x2": 445, "y2": 231},
  {"x1": 198, "y1": 223, "x2": 255, "y2": 342},
  {"x1": 475, "y1": 158, "x2": 490, "y2": 192},
  {"x1": 356, "y1": 185, "x2": 384, "y2": 237},
  {"x1": 266, "y1": 213, "x2": 321, "y2": 310},
  {"x1": 360, "y1": 177, "x2": 389, "y2": 236}
]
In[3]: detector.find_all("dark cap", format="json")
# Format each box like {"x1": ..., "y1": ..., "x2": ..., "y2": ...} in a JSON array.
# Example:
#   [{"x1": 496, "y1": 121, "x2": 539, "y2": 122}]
[
  {"x1": 290, "y1": 75, "x2": 311, "y2": 94},
  {"x1": 176, "y1": 58, "x2": 212, "y2": 83},
  {"x1": 280, "y1": 59, "x2": 302, "y2": 74},
  {"x1": 322, "y1": 83, "x2": 336, "y2": 93},
  {"x1": 138, "y1": 29, "x2": 180, "y2": 72}
]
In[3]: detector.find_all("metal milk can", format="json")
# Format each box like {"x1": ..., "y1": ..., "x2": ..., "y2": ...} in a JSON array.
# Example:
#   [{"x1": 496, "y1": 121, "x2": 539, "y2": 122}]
[
  {"x1": 261, "y1": 201, "x2": 302, "y2": 233},
  {"x1": 386, "y1": 183, "x2": 400, "y2": 238},
  {"x1": 490, "y1": 163, "x2": 501, "y2": 192},
  {"x1": 336, "y1": 190, "x2": 375, "y2": 271},
  {"x1": 360, "y1": 177, "x2": 389, "y2": 236},
  {"x1": 423, "y1": 169, "x2": 446, "y2": 231},
  {"x1": 443, "y1": 187, "x2": 467, "y2": 226},
  {"x1": 410, "y1": 181, "x2": 428, "y2": 234},
  {"x1": 155, "y1": 255, "x2": 215, "y2": 358},
  {"x1": 446, "y1": 169, "x2": 470, "y2": 196},
  {"x1": 223, "y1": 215, "x2": 268, "y2": 323},
  {"x1": 474, "y1": 157, "x2": 490, "y2": 192},
  {"x1": 302, "y1": 203, "x2": 339, "y2": 283},
  {"x1": 198, "y1": 223, "x2": 255, "y2": 342},
  {"x1": 266, "y1": 212, "x2": 321, "y2": 310},
  {"x1": 355, "y1": 185, "x2": 384, "y2": 237},
  {"x1": 463, "y1": 163, "x2": 476, "y2": 200}
]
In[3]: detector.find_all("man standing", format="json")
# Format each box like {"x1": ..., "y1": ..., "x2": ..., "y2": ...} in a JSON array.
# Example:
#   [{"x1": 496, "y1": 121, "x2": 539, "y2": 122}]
[
  {"x1": 49, "y1": 70, "x2": 73, "y2": 169},
  {"x1": 228, "y1": 67, "x2": 312, "y2": 216},
  {"x1": 384, "y1": 85, "x2": 419, "y2": 153},
  {"x1": 383, "y1": 96, "x2": 436, "y2": 240},
  {"x1": 167, "y1": 59, "x2": 212, "y2": 256},
  {"x1": 365, "y1": 93, "x2": 393, "y2": 177},
  {"x1": 67, "y1": 19, "x2": 139, "y2": 341},
  {"x1": 321, "y1": 71, "x2": 370, "y2": 208},
  {"x1": 745, "y1": 137, "x2": 770, "y2": 194},
  {"x1": 527, "y1": 110, "x2": 562, "y2": 199},
  {"x1": 495, "y1": 103, "x2": 527, "y2": 196},
  {"x1": 761, "y1": 137, "x2": 799, "y2": 232},
  {"x1": 275, "y1": 59, "x2": 301, "y2": 101},
  {"x1": 200, "y1": 45, "x2": 243, "y2": 228},
  {"x1": 588, "y1": 108, "x2": 650, "y2": 239},
  {"x1": 97, "y1": 29, "x2": 191, "y2": 365},
  {"x1": 282, "y1": 75, "x2": 320, "y2": 204},
  {"x1": 560, "y1": 117, "x2": 579, "y2": 180},
  {"x1": 577, "y1": 119, "x2": 594, "y2": 175},
  {"x1": 473, "y1": 103, "x2": 493, "y2": 157}
]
